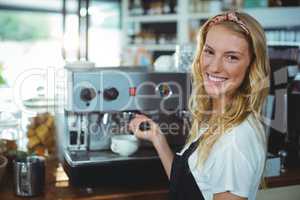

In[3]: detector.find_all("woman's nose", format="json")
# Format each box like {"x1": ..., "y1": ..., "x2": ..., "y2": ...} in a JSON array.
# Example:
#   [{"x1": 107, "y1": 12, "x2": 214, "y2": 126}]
[{"x1": 208, "y1": 57, "x2": 222, "y2": 72}]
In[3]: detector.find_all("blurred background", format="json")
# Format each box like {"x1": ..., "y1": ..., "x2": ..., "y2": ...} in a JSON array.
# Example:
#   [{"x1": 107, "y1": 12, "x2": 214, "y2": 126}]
[
  {"x1": 0, "y1": 0, "x2": 299, "y2": 159},
  {"x1": 0, "y1": 1, "x2": 299, "y2": 199}
]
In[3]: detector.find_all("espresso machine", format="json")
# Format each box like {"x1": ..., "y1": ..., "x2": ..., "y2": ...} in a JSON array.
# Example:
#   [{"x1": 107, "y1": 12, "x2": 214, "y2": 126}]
[{"x1": 55, "y1": 66, "x2": 191, "y2": 186}]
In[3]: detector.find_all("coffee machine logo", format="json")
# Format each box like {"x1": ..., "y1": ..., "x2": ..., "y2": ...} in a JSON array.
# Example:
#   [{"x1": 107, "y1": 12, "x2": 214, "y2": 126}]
[{"x1": 156, "y1": 83, "x2": 173, "y2": 98}]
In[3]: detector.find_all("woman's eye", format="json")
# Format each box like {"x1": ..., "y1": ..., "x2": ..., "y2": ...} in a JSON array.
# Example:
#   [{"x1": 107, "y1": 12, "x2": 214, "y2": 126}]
[
  {"x1": 226, "y1": 55, "x2": 239, "y2": 61},
  {"x1": 204, "y1": 49, "x2": 213, "y2": 55}
]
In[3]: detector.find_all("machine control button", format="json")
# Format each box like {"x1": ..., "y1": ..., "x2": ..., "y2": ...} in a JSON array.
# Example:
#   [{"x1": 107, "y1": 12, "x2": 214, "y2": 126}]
[
  {"x1": 80, "y1": 88, "x2": 96, "y2": 102},
  {"x1": 103, "y1": 87, "x2": 119, "y2": 101}
]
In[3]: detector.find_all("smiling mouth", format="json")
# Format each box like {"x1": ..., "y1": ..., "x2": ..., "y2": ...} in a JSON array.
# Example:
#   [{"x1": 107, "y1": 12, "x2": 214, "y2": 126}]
[{"x1": 206, "y1": 73, "x2": 228, "y2": 83}]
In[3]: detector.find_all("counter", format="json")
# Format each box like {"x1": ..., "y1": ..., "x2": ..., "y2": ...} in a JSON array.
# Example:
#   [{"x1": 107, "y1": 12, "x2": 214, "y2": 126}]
[
  {"x1": 0, "y1": 157, "x2": 299, "y2": 200},
  {"x1": 0, "y1": 157, "x2": 169, "y2": 200}
]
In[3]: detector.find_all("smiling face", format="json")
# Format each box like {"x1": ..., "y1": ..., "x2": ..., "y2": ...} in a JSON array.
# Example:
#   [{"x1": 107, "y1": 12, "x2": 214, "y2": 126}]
[{"x1": 200, "y1": 24, "x2": 251, "y2": 101}]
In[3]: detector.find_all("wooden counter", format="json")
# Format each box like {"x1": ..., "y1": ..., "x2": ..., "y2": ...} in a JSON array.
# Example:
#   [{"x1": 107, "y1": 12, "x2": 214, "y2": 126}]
[
  {"x1": 266, "y1": 168, "x2": 300, "y2": 188},
  {"x1": 0, "y1": 157, "x2": 299, "y2": 200},
  {"x1": 0, "y1": 157, "x2": 169, "y2": 200}
]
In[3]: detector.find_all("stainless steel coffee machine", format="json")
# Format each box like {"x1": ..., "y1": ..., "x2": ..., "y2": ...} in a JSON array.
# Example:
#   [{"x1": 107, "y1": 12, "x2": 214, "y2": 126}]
[{"x1": 56, "y1": 67, "x2": 191, "y2": 186}]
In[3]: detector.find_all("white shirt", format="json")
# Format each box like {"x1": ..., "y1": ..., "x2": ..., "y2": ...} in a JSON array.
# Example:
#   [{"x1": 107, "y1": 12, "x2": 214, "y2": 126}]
[{"x1": 178, "y1": 114, "x2": 266, "y2": 200}]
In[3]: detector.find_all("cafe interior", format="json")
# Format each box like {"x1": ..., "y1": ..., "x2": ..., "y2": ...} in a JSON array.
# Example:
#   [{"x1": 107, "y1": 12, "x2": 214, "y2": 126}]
[{"x1": 0, "y1": 0, "x2": 300, "y2": 199}]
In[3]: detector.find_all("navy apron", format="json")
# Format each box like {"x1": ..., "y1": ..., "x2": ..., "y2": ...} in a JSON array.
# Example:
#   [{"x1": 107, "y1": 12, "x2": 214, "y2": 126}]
[{"x1": 169, "y1": 140, "x2": 205, "y2": 200}]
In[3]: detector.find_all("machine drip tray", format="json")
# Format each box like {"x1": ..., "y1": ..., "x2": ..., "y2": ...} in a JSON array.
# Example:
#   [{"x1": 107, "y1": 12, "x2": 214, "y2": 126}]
[{"x1": 62, "y1": 148, "x2": 169, "y2": 187}]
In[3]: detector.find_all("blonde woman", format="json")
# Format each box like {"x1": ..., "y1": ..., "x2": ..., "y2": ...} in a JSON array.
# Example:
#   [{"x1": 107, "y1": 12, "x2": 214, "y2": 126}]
[{"x1": 129, "y1": 11, "x2": 270, "y2": 200}]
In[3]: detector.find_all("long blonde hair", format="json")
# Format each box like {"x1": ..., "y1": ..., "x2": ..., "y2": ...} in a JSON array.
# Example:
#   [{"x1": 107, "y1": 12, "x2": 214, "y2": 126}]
[{"x1": 188, "y1": 11, "x2": 270, "y2": 165}]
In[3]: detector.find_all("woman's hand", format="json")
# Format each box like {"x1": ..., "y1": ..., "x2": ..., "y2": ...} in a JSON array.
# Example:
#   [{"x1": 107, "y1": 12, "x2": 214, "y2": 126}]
[
  {"x1": 129, "y1": 114, "x2": 174, "y2": 179},
  {"x1": 129, "y1": 114, "x2": 163, "y2": 144}
]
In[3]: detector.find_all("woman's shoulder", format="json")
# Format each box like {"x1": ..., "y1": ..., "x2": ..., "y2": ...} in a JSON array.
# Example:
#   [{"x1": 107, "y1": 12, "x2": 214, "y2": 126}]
[
  {"x1": 231, "y1": 113, "x2": 266, "y2": 150},
  {"x1": 217, "y1": 113, "x2": 265, "y2": 147},
  {"x1": 212, "y1": 113, "x2": 266, "y2": 167}
]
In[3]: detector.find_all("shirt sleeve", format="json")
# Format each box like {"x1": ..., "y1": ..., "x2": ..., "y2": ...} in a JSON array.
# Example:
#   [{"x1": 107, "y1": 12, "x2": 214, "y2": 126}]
[{"x1": 209, "y1": 143, "x2": 255, "y2": 198}]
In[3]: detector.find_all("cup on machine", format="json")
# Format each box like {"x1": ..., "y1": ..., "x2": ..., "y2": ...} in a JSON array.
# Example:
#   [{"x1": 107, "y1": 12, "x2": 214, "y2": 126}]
[{"x1": 110, "y1": 135, "x2": 140, "y2": 157}]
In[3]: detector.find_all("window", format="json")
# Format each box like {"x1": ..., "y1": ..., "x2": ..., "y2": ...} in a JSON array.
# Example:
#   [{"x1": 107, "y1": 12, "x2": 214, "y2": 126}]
[
  {"x1": 0, "y1": 10, "x2": 63, "y2": 100},
  {"x1": 0, "y1": 0, "x2": 121, "y2": 101},
  {"x1": 89, "y1": 0, "x2": 121, "y2": 66}
]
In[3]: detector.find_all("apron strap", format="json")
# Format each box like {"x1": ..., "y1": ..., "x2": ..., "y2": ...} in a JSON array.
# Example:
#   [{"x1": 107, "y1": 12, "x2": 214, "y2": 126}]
[{"x1": 169, "y1": 139, "x2": 205, "y2": 200}]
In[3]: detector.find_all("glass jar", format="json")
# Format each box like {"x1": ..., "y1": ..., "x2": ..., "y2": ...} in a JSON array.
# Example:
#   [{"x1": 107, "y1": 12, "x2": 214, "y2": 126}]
[{"x1": 174, "y1": 44, "x2": 196, "y2": 73}]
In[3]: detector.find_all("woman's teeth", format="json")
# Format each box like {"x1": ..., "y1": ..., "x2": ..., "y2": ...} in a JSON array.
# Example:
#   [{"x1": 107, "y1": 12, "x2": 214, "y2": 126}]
[{"x1": 207, "y1": 74, "x2": 227, "y2": 82}]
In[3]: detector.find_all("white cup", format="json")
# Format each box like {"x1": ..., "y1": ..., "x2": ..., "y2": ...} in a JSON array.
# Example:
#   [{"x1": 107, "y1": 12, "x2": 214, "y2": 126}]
[{"x1": 110, "y1": 135, "x2": 140, "y2": 157}]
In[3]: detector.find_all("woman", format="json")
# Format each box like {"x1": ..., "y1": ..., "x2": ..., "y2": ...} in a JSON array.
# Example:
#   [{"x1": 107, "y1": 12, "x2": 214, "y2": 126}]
[{"x1": 129, "y1": 11, "x2": 270, "y2": 200}]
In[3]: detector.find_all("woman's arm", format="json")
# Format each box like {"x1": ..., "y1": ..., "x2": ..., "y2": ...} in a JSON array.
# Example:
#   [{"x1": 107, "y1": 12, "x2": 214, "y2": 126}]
[
  {"x1": 129, "y1": 114, "x2": 174, "y2": 179},
  {"x1": 214, "y1": 192, "x2": 247, "y2": 200},
  {"x1": 152, "y1": 133, "x2": 174, "y2": 179}
]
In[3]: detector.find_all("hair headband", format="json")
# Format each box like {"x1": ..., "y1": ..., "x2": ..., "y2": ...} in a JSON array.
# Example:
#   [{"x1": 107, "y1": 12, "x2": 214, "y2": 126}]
[{"x1": 207, "y1": 11, "x2": 250, "y2": 35}]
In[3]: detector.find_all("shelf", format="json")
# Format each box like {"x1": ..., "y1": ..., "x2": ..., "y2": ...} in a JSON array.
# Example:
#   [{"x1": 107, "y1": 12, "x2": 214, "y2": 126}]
[
  {"x1": 122, "y1": 0, "x2": 300, "y2": 57},
  {"x1": 189, "y1": 12, "x2": 218, "y2": 20},
  {"x1": 125, "y1": 14, "x2": 178, "y2": 23},
  {"x1": 267, "y1": 41, "x2": 300, "y2": 47},
  {"x1": 127, "y1": 44, "x2": 176, "y2": 51},
  {"x1": 188, "y1": 7, "x2": 300, "y2": 28},
  {"x1": 244, "y1": 7, "x2": 300, "y2": 28}
]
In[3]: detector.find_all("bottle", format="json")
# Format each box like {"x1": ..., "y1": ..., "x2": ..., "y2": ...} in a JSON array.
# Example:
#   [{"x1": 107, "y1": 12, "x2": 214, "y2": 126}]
[
  {"x1": 130, "y1": 0, "x2": 143, "y2": 15},
  {"x1": 163, "y1": 0, "x2": 171, "y2": 14}
]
